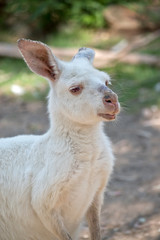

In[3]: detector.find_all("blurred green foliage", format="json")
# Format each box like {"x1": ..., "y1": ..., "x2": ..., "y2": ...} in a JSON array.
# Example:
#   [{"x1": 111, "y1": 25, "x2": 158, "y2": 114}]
[
  {"x1": 0, "y1": 0, "x2": 152, "y2": 36},
  {"x1": 107, "y1": 64, "x2": 160, "y2": 111},
  {"x1": 1, "y1": 0, "x2": 107, "y2": 35},
  {"x1": 0, "y1": 58, "x2": 47, "y2": 101},
  {"x1": 138, "y1": 38, "x2": 160, "y2": 57},
  {"x1": 47, "y1": 28, "x2": 94, "y2": 48}
]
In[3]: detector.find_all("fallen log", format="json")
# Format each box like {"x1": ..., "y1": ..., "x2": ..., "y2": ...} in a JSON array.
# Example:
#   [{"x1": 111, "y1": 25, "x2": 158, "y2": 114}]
[
  {"x1": 0, "y1": 43, "x2": 160, "y2": 68},
  {"x1": 0, "y1": 43, "x2": 78, "y2": 59},
  {"x1": 0, "y1": 43, "x2": 21, "y2": 58},
  {"x1": 115, "y1": 29, "x2": 160, "y2": 58},
  {"x1": 120, "y1": 53, "x2": 160, "y2": 67}
]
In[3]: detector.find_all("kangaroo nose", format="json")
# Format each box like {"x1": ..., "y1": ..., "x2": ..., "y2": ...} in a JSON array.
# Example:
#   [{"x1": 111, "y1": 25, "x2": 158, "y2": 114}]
[{"x1": 103, "y1": 93, "x2": 118, "y2": 105}]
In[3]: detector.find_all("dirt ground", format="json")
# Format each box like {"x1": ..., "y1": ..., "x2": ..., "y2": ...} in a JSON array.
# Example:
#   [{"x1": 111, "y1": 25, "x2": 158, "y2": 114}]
[{"x1": 0, "y1": 96, "x2": 160, "y2": 240}]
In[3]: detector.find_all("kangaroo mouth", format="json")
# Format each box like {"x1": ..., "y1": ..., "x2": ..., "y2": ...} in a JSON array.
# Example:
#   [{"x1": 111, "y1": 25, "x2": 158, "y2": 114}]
[{"x1": 98, "y1": 113, "x2": 116, "y2": 120}]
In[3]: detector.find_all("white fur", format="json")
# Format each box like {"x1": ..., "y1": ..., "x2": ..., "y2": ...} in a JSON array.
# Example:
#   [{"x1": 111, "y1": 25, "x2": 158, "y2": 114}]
[{"x1": 0, "y1": 40, "x2": 120, "y2": 240}]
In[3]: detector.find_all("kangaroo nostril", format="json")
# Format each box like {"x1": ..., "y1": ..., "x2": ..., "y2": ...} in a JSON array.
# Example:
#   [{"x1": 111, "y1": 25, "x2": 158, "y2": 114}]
[{"x1": 104, "y1": 95, "x2": 112, "y2": 103}]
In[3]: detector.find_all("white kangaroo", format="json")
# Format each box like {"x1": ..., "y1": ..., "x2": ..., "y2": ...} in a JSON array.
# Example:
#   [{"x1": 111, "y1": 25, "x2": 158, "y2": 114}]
[{"x1": 0, "y1": 39, "x2": 120, "y2": 240}]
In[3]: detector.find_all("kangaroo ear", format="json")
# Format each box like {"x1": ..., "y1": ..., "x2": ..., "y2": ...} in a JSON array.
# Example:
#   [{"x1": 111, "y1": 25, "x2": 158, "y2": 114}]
[
  {"x1": 17, "y1": 39, "x2": 61, "y2": 81},
  {"x1": 72, "y1": 47, "x2": 95, "y2": 64}
]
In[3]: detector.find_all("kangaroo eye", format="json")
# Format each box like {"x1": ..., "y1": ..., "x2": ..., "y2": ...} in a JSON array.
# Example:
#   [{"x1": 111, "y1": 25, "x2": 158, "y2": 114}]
[
  {"x1": 69, "y1": 85, "x2": 83, "y2": 95},
  {"x1": 105, "y1": 81, "x2": 109, "y2": 86}
]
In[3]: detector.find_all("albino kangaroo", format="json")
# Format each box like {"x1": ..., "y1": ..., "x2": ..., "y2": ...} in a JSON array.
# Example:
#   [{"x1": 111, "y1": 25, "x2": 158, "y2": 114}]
[{"x1": 0, "y1": 39, "x2": 120, "y2": 240}]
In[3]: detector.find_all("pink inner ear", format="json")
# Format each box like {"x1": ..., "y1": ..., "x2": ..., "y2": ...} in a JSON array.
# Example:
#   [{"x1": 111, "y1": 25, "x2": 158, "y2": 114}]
[{"x1": 18, "y1": 39, "x2": 58, "y2": 81}]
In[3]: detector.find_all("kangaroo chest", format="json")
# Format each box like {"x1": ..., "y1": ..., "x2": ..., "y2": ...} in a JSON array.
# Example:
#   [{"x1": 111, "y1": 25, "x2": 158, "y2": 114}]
[{"x1": 58, "y1": 150, "x2": 105, "y2": 228}]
